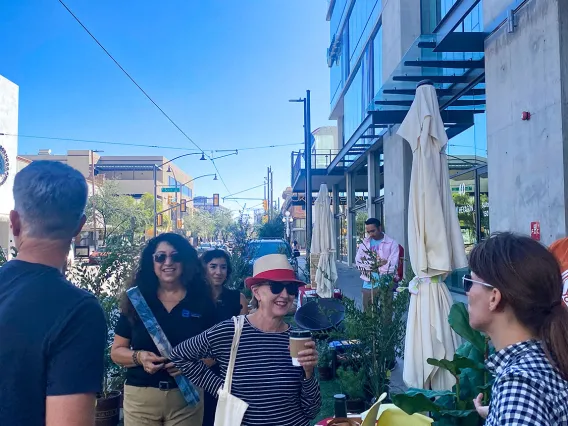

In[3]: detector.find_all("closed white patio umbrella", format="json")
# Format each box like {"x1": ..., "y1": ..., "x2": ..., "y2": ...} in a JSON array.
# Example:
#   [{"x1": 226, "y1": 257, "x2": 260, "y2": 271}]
[
  {"x1": 310, "y1": 183, "x2": 337, "y2": 298},
  {"x1": 397, "y1": 81, "x2": 467, "y2": 391}
]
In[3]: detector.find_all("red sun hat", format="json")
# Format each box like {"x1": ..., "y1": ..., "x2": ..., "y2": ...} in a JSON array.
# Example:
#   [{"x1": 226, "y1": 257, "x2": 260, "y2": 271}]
[{"x1": 244, "y1": 254, "x2": 305, "y2": 289}]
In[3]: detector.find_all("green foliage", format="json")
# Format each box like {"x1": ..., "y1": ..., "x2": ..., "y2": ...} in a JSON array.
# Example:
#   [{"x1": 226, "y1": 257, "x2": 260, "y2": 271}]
[
  {"x1": 184, "y1": 208, "x2": 235, "y2": 242},
  {"x1": 331, "y1": 271, "x2": 410, "y2": 400},
  {"x1": 66, "y1": 237, "x2": 141, "y2": 397},
  {"x1": 0, "y1": 246, "x2": 18, "y2": 266},
  {"x1": 86, "y1": 180, "x2": 167, "y2": 242},
  {"x1": 226, "y1": 211, "x2": 253, "y2": 292},
  {"x1": 392, "y1": 303, "x2": 494, "y2": 425},
  {"x1": 316, "y1": 340, "x2": 333, "y2": 368},
  {"x1": 257, "y1": 213, "x2": 285, "y2": 239},
  {"x1": 336, "y1": 367, "x2": 366, "y2": 400}
]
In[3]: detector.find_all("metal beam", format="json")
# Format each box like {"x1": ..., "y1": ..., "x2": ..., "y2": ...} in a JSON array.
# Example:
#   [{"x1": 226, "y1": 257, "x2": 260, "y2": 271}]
[
  {"x1": 403, "y1": 59, "x2": 484, "y2": 69},
  {"x1": 327, "y1": 112, "x2": 375, "y2": 172},
  {"x1": 393, "y1": 75, "x2": 469, "y2": 83},
  {"x1": 382, "y1": 88, "x2": 485, "y2": 96},
  {"x1": 434, "y1": 0, "x2": 480, "y2": 39},
  {"x1": 433, "y1": 32, "x2": 486, "y2": 53},
  {"x1": 376, "y1": 99, "x2": 485, "y2": 107},
  {"x1": 372, "y1": 109, "x2": 476, "y2": 126}
]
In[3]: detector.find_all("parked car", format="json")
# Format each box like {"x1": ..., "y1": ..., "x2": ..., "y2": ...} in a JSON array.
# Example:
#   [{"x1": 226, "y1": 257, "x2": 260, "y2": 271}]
[
  {"x1": 197, "y1": 243, "x2": 213, "y2": 254},
  {"x1": 88, "y1": 246, "x2": 109, "y2": 265},
  {"x1": 245, "y1": 239, "x2": 299, "y2": 276}
]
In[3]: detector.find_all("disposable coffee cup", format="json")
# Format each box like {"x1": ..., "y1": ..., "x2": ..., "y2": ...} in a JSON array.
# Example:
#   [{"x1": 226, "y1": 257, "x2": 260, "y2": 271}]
[{"x1": 289, "y1": 329, "x2": 312, "y2": 366}]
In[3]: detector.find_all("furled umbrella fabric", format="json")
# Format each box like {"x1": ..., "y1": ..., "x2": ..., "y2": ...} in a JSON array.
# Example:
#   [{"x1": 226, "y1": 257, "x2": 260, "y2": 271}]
[
  {"x1": 311, "y1": 183, "x2": 337, "y2": 298},
  {"x1": 397, "y1": 83, "x2": 467, "y2": 391}
]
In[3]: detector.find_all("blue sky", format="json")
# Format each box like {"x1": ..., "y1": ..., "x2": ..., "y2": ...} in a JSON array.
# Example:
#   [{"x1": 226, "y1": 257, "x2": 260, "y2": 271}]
[{"x1": 1, "y1": 0, "x2": 332, "y2": 212}]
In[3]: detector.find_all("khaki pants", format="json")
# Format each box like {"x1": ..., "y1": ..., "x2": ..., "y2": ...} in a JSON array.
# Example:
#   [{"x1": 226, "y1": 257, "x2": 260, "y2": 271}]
[{"x1": 123, "y1": 385, "x2": 204, "y2": 426}]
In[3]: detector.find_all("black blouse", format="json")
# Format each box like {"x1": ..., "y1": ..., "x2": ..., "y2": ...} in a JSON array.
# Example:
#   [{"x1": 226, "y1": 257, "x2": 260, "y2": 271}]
[
  {"x1": 115, "y1": 291, "x2": 215, "y2": 388},
  {"x1": 214, "y1": 287, "x2": 242, "y2": 323}
]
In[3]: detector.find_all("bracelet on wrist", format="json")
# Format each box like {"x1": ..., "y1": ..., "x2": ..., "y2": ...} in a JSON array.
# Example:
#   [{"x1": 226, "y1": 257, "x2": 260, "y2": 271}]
[{"x1": 132, "y1": 350, "x2": 141, "y2": 366}]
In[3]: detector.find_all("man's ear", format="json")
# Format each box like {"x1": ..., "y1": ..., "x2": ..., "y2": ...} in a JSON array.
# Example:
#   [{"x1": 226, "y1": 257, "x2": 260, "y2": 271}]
[
  {"x1": 73, "y1": 214, "x2": 87, "y2": 237},
  {"x1": 9, "y1": 210, "x2": 21, "y2": 237}
]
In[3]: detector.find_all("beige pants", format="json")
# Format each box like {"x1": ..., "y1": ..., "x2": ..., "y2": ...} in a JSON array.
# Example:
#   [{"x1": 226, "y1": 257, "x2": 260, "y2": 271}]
[{"x1": 123, "y1": 385, "x2": 204, "y2": 426}]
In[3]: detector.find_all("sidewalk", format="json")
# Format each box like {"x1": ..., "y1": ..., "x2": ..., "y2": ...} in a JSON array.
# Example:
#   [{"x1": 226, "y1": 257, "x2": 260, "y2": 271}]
[{"x1": 298, "y1": 255, "x2": 407, "y2": 394}]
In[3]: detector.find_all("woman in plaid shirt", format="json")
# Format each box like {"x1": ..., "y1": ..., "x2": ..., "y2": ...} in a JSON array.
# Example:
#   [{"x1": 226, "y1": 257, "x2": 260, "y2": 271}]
[{"x1": 465, "y1": 233, "x2": 568, "y2": 425}]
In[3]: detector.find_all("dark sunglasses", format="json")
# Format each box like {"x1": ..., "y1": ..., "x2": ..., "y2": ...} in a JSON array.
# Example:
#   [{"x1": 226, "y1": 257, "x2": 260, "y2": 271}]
[
  {"x1": 266, "y1": 281, "x2": 299, "y2": 297},
  {"x1": 153, "y1": 253, "x2": 183, "y2": 264},
  {"x1": 462, "y1": 274, "x2": 494, "y2": 293}
]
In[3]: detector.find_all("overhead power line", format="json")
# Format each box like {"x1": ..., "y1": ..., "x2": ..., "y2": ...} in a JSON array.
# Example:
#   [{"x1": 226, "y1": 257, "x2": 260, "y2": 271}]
[
  {"x1": 4, "y1": 133, "x2": 301, "y2": 153},
  {"x1": 57, "y1": 0, "x2": 203, "y2": 154}
]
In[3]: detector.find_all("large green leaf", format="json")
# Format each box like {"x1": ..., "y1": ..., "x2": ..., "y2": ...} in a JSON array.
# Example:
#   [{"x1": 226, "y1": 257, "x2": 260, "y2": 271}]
[
  {"x1": 404, "y1": 388, "x2": 456, "y2": 399},
  {"x1": 448, "y1": 303, "x2": 486, "y2": 353},
  {"x1": 439, "y1": 409, "x2": 479, "y2": 426},
  {"x1": 392, "y1": 392, "x2": 443, "y2": 415},
  {"x1": 427, "y1": 355, "x2": 485, "y2": 377}
]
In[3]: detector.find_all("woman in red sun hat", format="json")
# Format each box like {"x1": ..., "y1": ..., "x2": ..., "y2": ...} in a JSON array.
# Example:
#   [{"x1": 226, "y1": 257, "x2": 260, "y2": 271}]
[{"x1": 171, "y1": 254, "x2": 321, "y2": 426}]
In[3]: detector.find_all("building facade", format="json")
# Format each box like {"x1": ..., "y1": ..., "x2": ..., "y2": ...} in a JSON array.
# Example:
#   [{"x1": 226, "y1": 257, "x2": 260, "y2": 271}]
[
  {"x1": 291, "y1": 0, "x2": 565, "y2": 294},
  {"x1": 0, "y1": 76, "x2": 18, "y2": 259}
]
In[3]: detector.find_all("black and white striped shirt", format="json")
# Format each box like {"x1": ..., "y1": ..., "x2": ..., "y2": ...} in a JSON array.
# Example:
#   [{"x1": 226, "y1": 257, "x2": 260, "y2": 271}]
[{"x1": 171, "y1": 317, "x2": 321, "y2": 426}]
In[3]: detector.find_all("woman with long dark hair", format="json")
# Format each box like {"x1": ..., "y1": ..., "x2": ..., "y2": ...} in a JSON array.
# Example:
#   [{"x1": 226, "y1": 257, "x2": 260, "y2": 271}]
[
  {"x1": 111, "y1": 233, "x2": 215, "y2": 426},
  {"x1": 199, "y1": 249, "x2": 248, "y2": 426},
  {"x1": 466, "y1": 232, "x2": 568, "y2": 424}
]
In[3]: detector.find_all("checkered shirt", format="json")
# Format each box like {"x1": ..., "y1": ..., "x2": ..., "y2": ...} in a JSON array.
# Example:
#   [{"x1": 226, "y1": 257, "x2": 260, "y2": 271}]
[{"x1": 485, "y1": 340, "x2": 568, "y2": 425}]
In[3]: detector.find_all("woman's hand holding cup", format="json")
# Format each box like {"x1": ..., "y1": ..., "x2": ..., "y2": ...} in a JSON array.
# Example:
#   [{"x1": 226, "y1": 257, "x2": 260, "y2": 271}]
[{"x1": 297, "y1": 340, "x2": 318, "y2": 379}]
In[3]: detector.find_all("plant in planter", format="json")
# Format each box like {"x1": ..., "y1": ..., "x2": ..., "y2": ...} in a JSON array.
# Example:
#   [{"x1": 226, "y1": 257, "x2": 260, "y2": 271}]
[
  {"x1": 316, "y1": 340, "x2": 334, "y2": 381},
  {"x1": 392, "y1": 303, "x2": 494, "y2": 425},
  {"x1": 336, "y1": 366, "x2": 367, "y2": 413},
  {"x1": 67, "y1": 236, "x2": 140, "y2": 426}
]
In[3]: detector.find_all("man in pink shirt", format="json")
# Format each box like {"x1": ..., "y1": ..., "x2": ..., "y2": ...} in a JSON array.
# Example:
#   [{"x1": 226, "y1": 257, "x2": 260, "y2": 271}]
[{"x1": 354, "y1": 218, "x2": 400, "y2": 309}]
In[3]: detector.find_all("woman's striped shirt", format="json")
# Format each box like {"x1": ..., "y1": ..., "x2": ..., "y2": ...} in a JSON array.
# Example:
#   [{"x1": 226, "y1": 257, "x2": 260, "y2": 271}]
[{"x1": 171, "y1": 317, "x2": 321, "y2": 426}]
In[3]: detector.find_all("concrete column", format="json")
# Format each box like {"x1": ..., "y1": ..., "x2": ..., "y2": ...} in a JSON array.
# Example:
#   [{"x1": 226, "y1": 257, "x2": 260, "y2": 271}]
[
  {"x1": 485, "y1": 0, "x2": 568, "y2": 245},
  {"x1": 383, "y1": 130, "x2": 412, "y2": 250},
  {"x1": 346, "y1": 172, "x2": 355, "y2": 266},
  {"x1": 367, "y1": 151, "x2": 378, "y2": 219}
]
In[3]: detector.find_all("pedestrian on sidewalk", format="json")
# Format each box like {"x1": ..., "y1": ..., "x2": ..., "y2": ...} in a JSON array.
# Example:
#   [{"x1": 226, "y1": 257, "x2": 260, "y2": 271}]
[
  {"x1": 467, "y1": 232, "x2": 568, "y2": 425},
  {"x1": 354, "y1": 218, "x2": 400, "y2": 310},
  {"x1": 200, "y1": 248, "x2": 248, "y2": 426},
  {"x1": 0, "y1": 161, "x2": 107, "y2": 426},
  {"x1": 111, "y1": 233, "x2": 215, "y2": 426}
]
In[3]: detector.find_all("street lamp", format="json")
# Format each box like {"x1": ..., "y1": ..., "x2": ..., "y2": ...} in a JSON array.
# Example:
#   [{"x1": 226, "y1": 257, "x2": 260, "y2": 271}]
[
  {"x1": 282, "y1": 210, "x2": 294, "y2": 241},
  {"x1": 289, "y1": 90, "x2": 312, "y2": 254},
  {"x1": 153, "y1": 153, "x2": 205, "y2": 237}
]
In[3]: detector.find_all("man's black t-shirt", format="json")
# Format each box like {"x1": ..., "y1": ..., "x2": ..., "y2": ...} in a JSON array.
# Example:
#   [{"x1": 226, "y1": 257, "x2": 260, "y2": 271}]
[
  {"x1": 0, "y1": 260, "x2": 107, "y2": 425},
  {"x1": 115, "y1": 289, "x2": 215, "y2": 388}
]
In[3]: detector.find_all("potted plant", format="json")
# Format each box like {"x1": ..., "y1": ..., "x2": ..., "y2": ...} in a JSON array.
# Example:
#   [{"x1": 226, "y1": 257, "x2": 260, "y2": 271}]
[
  {"x1": 316, "y1": 340, "x2": 334, "y2": 381},
  {"x1": 67, "y1": 237, "x2": 140, "y2": 426},
  {"x1": 336, "y1": 366, "x2": 367, "y2": 413}
]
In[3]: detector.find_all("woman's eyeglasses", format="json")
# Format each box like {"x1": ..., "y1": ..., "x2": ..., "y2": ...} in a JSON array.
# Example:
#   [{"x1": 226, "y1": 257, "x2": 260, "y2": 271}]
[
  {"x1": 153, "y1": 253, "x2": 183, "y2": 264},
  {"x1": 266, "y1": 281, "x2": 299, "y2": 297},
  {"x1": 463, "y1": 274, "x2": 494, "y2": 292}
]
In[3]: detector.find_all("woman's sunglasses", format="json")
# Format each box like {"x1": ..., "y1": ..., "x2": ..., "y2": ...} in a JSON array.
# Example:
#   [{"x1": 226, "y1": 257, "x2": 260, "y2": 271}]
[
  {"x1": 462, "y1": 274, "x2": 494, "y2": 292},
  {"x1": 266, "y1": 281, "x2": 299, "y2": 297},
  {"x1": 153, "y1": 253, "x2": 183, "y2": 264}
]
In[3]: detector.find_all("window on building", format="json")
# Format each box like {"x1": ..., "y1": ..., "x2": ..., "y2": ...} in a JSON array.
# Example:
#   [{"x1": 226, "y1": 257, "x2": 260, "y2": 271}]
[
  {"x1": 373, "y1": 26, "x2": 383, "y2": 97},
  {"x1": 348, "y1": 0, "x2": 381, "y2": 71},
  {"x1": 343, "y1": 65, "x2": 364, "y2": 142}
]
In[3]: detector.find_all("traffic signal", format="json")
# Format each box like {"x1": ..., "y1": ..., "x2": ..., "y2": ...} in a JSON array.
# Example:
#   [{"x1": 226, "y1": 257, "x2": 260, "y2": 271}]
[
  {"x1": 213, "y1": 193, "x2": 219, "y2": 207},
  {"x1": 177, "y1": 219, "x2": 183, "y2": 229},
  {"x1": 262, "y1": 215, "x2": 268, "y2": 224},
  {"x1": 180, "y1": 199, "x2": 187, "y2": 213},
  {"x1": 263, "y1": 199, "x2": 268, "y2": 212},
  {"x1": 167, "y1": 195, "x2": 173, "y2": 205},
  {"x1": 157, "y1": 214, "x2": 163, "y2": 227}
]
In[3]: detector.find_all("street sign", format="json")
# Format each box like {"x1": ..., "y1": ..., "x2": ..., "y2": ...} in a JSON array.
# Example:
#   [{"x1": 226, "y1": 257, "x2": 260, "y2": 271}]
[{"x1": 161, "y1": 187, "x2": 180, "y2": 193}]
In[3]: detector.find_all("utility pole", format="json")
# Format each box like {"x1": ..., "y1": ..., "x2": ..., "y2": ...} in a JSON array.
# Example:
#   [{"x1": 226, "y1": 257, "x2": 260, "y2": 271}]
[
  {"x1": 305, "y1": 90, "x2": 312, "y2": 253},
  {"x1": 90, "y1": 150, "x2": 103, "y2": 249},
  {"x1": 267, "y1": 167, "x2": 271, "y2": 220},
  {"x1": 270, "y1": 167, "x2": 274, "y2": 218}
]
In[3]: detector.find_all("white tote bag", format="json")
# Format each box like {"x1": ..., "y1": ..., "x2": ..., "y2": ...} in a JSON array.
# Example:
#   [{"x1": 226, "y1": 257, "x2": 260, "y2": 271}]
[{"x1": 214, "y1": 315, "x2": 249, "y2": 426}]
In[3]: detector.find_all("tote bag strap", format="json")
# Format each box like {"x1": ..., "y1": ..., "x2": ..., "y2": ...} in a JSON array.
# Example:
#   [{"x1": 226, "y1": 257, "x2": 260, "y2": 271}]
[
  {"x1": 126, "y1": 286, "x2": 200, "y2": 405},
  {"x1": 223, "y1": 315, "x2": 245, "y2": 393}
]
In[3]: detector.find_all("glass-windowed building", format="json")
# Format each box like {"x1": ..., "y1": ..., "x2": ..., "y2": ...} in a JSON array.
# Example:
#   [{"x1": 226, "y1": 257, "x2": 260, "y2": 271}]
[{"x1": 291, "y1": 0, "x2": 568, "y2": 295}]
